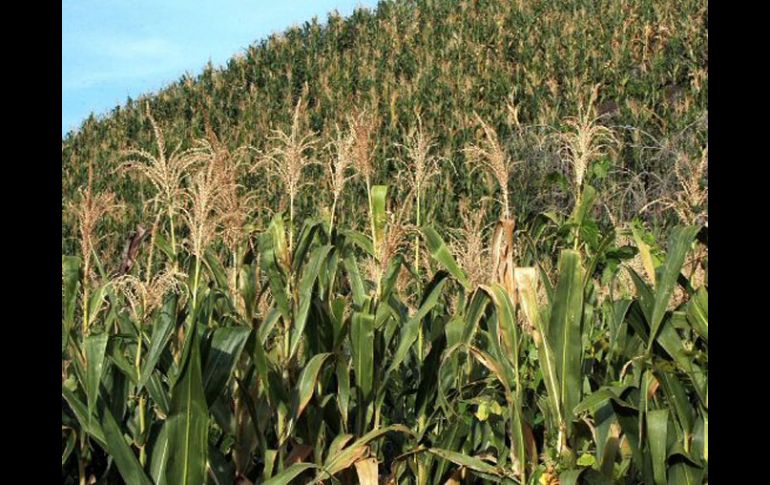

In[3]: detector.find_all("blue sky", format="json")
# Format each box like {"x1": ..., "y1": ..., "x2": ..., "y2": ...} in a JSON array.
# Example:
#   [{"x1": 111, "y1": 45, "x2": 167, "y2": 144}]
[{"x1": 62, "y1": 0, "x2": 379, "y2": 137}]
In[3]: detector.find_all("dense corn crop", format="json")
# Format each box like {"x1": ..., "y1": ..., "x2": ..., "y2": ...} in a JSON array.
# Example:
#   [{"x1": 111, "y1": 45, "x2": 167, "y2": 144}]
[{"x1": 62, "y1": 0, "x2": 707, "y2": 483}]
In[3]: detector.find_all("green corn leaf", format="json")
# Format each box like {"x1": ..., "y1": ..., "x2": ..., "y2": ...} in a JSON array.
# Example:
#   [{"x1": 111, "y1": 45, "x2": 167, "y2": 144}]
[
  {"x1": 252, "y1": 333, "x2": 270, "y2": 392},
  {"x1": 138, "y1": 295, "x2": 177, "y2": 391},
  {"x1": 648, "y1": 225, "x2": 700, "y2": 348},
  {"x1": 203, "y1": 248, "x2": 229, "y2": 289},
  {"x1": 103, "y1": 357, "x2": 130, "y2": 423},
  {"x1": 607, "y1": 299, "x2": 633, "y2": 358},
  {"x1": 378, "y1": 254, "x2": 403, "y2": 305},
  {"x1": 477, "y1": 286, "x2": 531, "y2": 479},
  {"x1": 656, "y1": 321, "x2": 707, "y2": 405},
  {"x1": 108, "y1": 342, "x2": 137, "y2": 384},
  {"x1": 62, "y1": 429, "x2": 76, "y2": 467},
  {"x1": 286, "y1": 352, "x2": 332, "y2": 439},
  {"x1": 686, "y1": 287, "x2": 708, "y2": 343},
  {"x1": 656, "y1": 371, "x2": 693, "y2": 443},
  {"x1": 631, "y1": 224, "x2": 659, "y2": 285},
  {"x1": 381, "y1": 294, "x2": 405, "y2": 346},
  {"x1": 146, "y1": 371, "x2": 170, "y2": 417},
  {"x1": 627, "y1": 268, "x2": 654, "y2": 324},
  {"x1": 292, "y1": 218, "x2": 325, "y2": 274},
  {"x1": 336, "y1": 358, "x2": 351, "y2": 431},
  {"x1": 667, "y1": 459, "x2": 704, "y2": 485},
  {"x1": 84, "y1": 332, "x2": 109, "y2": 424},
  {"x1": 560, "y1": 469, "x2": 585, "y2": 485},
  {"x1": 422, "y1": 225, "x2": 469, "y2": 288},
  {"x1": 165, "y1": 322, "x2": 209, "y2": 485},
  {"x1": 350, "y1": 298, "x2": 375, "y2": 405},
  {"x1": 234, "y1": 376, "x2": 263, "y2": 462},
  {"x1": 269, "y1": 214, "x2": 290, "y2": 272},
  {"x1": 62, "y1": 386, "x2": 107, "y2": 449},
  {"x1": 433, "y1": 418, "x2": 470, "y2": 481},
  {"x1": 462, "y1": 289, "x2": 490, "y2": 346},
  {"x1": 149, "y1": 422, "x2": 169, "y2": 485},
  {"x1": 289, "y1": 244, "x2": 334, "y2": 360},
  {"x1": 574, "y1": 386, "x2": 636, "y2": 415},
  {"x1": 547, "y1": 250, "x2": 586, "y2": 426},
  {"x1": 62, "y1": 256, "x2": 81, "y2": 331},
  {"x1": 263, "y1": 463, "x2": 318, "y2": 485},
  {"x1": 584, "y1": 230, "x2": 615, "y2": 290},
  {"x1": 384, "y1": 272, "x2": 449, "y2": 385},
  {"x1": 100, "y1": 406, "x2": 153, "y2": 485},
  {"x1": 202, "y1": 326, "x2": 251, "y2": 406},
  {"x1": 154, "y1": 231, "x2": 175, "y2": 263},
  {"x1": 562, "y1": 468, "x2": 613, "y2": 485},
  {"x1": 646, "y1": 409, "x2": 669, "y2": 485},
  {"x1": 467, "y1": 346, "x2": 513, "y2": 403},
  {"x1": 240, "y1": 263, "x2": 259, "y2": 320},
  {"x1": 342, "y1": 248, "x2": 366, "y2": 307},
  {"x1": 572, "y1": 184, "x2": 597, "y2": 226},
  {"x1": 258, "y1": 307, "x2": 281, "y2": 345},
  {"x1": 330, "y1": 296, "x2": 347, "y2": 349},
  {"x1": 611, "y1": 399, "x2": 644, "y2": 474},
  {"x1": 340, "y1": 229, "x2": 374, "y2": 257},
  {"x1": 414, "y1": 331, "x2": 446, "y2": 427},
  {"x1": 426, "y1": 448, "x2": 504, "y2": 480},
  {"x1": 259, "y1": 227, "x2": 291, "y2": 323},
  {"x1": 87, "y1": 282, "x2": 111, "y2": 329},
  {"x1": 371, "y1": 185, "x2": 388, "y2": 255}
]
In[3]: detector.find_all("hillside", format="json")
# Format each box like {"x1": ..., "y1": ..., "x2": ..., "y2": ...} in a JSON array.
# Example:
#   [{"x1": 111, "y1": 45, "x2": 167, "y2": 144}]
[{"x1": 62, "y1": 0, "x2": 707, "y2": 260}]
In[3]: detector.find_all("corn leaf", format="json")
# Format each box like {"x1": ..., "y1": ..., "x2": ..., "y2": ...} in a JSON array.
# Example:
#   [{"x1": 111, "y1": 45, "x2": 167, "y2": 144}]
[
  {"x1": 384, "y1": 271, "x2": 449, "y2": 385},
  {"x1": 648, "y1": 225, "x2": 700, "y2": 348},
  {"x1": 422, "y1": 225, "x2": 469, "y2": 288},
  {"x1": 350, "y1": 297, "x2": 375, "y2": 405},
  {"x1": 371, "y1": 185, "x2": 388, "y2": 255},
  {"x1": 547, "y1": 250, "x2": 586, "y2": 426},
  {"x1": 646, "y1": 409, "x2": 669, "y2": 485},
  {"x1": 62, "y1": 256, "x2": 80, "y2": 331},
  {"x1": 289, "y1": 244, "x2": 334, "y2": 359},
  {"x1": 202, "y1": 326, "x2": 251, "y2": 406},
  {"x1": 426, "y1": 448, "x2": 504, "y2": 480},
  {"x1": 686, "y1": 287, "x2": 708, "y2": 343},
  {"x1": 100, "y1": 406, "x2": 153, "y2": 485},
  {"x1": 166, "y1": 322, "x2": 209, "y2": 485},
  {"x1": 84, "y1": 332, "x2": 109, "y2": 424},
  {"x1": 323, "y1": 425, "x2": 414, "y2": 477},
  {"x1": 139, "y1": 295, "x2": 177, "y2": 391},
  {"x1": 287, "y1": 352, "x2": 332, "y2": 438},
  {"x1": 262, "y1": 463, "x2": 318, "y2": 485}
]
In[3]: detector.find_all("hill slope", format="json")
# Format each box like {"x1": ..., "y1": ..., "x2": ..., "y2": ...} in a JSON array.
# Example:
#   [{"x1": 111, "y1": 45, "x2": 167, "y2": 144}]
[{"x1": 62, "y1": 0, "x2": 707, "y2": 257}]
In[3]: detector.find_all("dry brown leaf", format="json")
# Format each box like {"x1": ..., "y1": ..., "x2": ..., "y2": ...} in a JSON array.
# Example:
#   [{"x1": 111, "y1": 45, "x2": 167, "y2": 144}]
[
  {"x1": 286, "y1": 443, "x2": 314, "y2": 465},
  {"x1": 354, "y1": 457, "x2": 379, "y2": 485}
]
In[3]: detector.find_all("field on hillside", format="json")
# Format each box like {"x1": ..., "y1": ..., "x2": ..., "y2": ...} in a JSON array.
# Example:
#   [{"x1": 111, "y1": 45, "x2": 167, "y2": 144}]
[{"x1": 62, "y1": 0, "x2": 707, "y2": 483}]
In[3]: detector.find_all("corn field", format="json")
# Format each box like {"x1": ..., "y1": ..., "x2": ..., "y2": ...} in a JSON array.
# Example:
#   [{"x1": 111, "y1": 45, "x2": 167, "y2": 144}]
[{"x1": 62, "y1": 0, "x2": 707, "y2": 484}]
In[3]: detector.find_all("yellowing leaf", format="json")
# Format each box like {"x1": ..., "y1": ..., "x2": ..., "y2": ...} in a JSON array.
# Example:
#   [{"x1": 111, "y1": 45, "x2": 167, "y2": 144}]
[
  {"x1": 576, "y1": 453, "x2": 595, "y2": 467},
  {"x1": 489, "y1": 401, "x2": 504, "y2": 415},
  {"x1": 475, "y1": 403, "x2": 490, "y2": 421}
]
